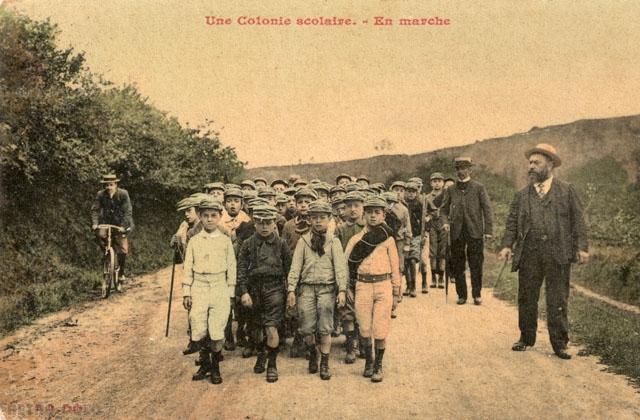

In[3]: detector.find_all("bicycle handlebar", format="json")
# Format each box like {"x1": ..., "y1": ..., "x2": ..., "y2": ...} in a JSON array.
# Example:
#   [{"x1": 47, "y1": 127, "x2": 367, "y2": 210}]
[{"x1": 96, "y1": 224, "x2": 127, "y2": 233}]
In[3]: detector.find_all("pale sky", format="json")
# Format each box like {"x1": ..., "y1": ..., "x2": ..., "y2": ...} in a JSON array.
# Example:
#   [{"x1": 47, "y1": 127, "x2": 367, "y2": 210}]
[{"x1": 7, "y1": 0, "x2": 640, "y2": 168}]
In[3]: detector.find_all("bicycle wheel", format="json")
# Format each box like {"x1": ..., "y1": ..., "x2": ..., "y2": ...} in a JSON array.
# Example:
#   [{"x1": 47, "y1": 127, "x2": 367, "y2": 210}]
[{"x1": 103, "y1": 248, "x2": 116, "y2": 298}]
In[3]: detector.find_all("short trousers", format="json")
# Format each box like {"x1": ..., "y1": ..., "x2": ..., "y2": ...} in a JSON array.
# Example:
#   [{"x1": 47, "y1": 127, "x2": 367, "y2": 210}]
[
  {"x1": 297, "y1": 283, "x2": 336, "y2": 336},
  {"x1": 247, "y1": 278, "x2": 285, "y2": 329}
]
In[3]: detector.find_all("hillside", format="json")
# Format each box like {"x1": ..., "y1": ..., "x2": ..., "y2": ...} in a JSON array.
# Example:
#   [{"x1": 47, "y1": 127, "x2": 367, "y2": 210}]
[{"x1": 245, "y1": 114, "x2": 640, "y2": 187}]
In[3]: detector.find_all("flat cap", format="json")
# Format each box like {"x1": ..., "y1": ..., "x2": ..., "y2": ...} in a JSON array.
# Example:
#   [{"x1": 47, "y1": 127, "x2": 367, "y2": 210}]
[
  {"x1": 240, "y1": 179, "x2": 257, "y2": 189},
  {"x1": 314, "y1": 183, "x2": 330, "y2": 194},
  {"x1": 247, "y1": 197, "x2": 270, "y2": 210},
  {"x1": 225, "y1": 183, "x2": 240, "y2": 190},
  {"x1": 253, "y1": 177, "x2": 268, "y2": 184},
  {"x1": 356, "y1": 175, "x2": 369, "y2": 182},
  {"x1": 224, "y1": 188, "x2": 244, "y2": 199},
  {"x1": 408, "y1": 177, "x2": 423, "y2": 185},
  {"x1": 343, "y1": 191, "x2": 365, "y2": 202},
  {"x1": 283, "y1": 187, "x2": 297, "y2": 196},
  {"x1": 293, "y1": 179, "x2": 308, "y2": 187},
  {"x1": 294, "y1": 187, "x2": 318, "y2": 200},
  {"x1": 390, "y1": 181, "x2": 407, "y2": 190},
  {"x1": 270, "y1": 179, "x2": 289, "y2": 187},
  {"x1": 329, "y1": 185, "x2": 346, "y2": 195},
  {"x1": 308, "y1": 200, "x2": 332, "y2": 214},
  {"x1": 242, "y1": 190, "x2": 258, "y2": 200},
  {"x1": 198, "y1": 197, "x2": 224, "y2": 211},
  {"x1": 364, "y1": 196, "x2": 388, "y2": 209},
  {"x1": 176, "y1": 197, "x2": 197, "y2": 212},
  {"x1": 405, "y1": 182, "x2": 420, "y2": 191},
  {"x1": 331, "y1": 196, "x2": 345, "y2": 206},
  {"x1": 430, "y1": 172, "x2": 445, "y2": 180},
  {"x1": 204, "y1": 182, "x2": 226, "y2": 191},
  {"x1": 252, "y1": 204, "x2": 278, "y2": 220},
  {"x1": 345, "y1": 182, "x2": 361, "y2": 192},
  {"x1": 382, "y1": 191, "x2": 399, "y2": 203},
  {"x1": 335, "y1": 173, "x2": 352, "y2": 184},
  {"x1": 371, "y1": 182, "x2": 386, "y2": 191},
  {"x1": 276, "y1": 193, "x2": 289, "y2": 204},
  {"x1": 257, "y1": 186, "x2": 277, "y2": 197}
]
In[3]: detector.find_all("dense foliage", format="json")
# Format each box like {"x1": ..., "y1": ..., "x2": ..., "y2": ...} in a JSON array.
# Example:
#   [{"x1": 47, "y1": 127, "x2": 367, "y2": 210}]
[{"x1": 0, "y1": 9, "x2": 243, "y2": 334}]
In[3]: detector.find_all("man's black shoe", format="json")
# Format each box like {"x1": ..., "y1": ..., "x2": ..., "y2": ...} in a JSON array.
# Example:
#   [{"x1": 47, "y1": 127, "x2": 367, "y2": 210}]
[
  {"x1": 511, "y1": 341, "x2": 529, "y2": 351},
  {"x1": 555, "y1": 349, "x2": 572, "y2": 360},
  {"x1": 473, "y1": 297, "x2": 482, "y2": 305},
  {"x1": 456, "y1": 298, "x2": 466, "y2": 305}
]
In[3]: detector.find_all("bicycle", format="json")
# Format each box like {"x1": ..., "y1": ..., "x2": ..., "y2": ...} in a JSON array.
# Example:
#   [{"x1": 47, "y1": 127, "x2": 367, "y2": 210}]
[{"x1": 96, "y1": 224, "x2": 126, "y2": 298}]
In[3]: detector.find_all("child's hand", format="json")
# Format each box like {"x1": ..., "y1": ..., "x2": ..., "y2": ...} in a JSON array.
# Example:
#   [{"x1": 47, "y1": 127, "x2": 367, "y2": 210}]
[
  {"x1": 183, "y1": 296, "x2": 192, "y2": 310},
  {"x1": 346, "y1": 289, "x2": 355, "y2": 305},
  {"x1": 336, "y1": 291, "x2": 346, "y2": 308},
  {"x1": 241, "y1": 293, "x2": 252, "y2": 308},
  {"x1": 287, "y1": 292, "x2": 296, "y2": 309}
]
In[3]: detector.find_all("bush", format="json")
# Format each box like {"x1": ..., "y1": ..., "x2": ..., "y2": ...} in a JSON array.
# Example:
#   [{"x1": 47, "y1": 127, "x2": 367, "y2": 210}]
[{"x1": 0, "y1": 9, "x2": 244, "y2": 336}]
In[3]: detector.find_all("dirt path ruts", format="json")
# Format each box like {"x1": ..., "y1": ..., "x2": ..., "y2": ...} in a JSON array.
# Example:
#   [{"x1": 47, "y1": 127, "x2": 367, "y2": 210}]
[{"x1": 1, "y1": 267, "x2": 639, "y2": 419}]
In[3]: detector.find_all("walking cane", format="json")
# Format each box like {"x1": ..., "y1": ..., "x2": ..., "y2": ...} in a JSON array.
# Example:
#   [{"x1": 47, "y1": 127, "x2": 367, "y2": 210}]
[
  {"x1": 445, "y1": 230, "x2": 451, "y2": 304},
  {"x1": 165, "y1": 247, "x2": 183, "y2": 337},
  {"x1": 493, "y1": 258, "x2": 509, "y2": 293}
]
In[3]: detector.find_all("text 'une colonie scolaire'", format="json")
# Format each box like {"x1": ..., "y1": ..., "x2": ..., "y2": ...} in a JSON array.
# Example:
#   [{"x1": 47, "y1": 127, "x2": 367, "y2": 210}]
[{"x1": 205, "y1": 16, "x2": 451, "y2": 27}]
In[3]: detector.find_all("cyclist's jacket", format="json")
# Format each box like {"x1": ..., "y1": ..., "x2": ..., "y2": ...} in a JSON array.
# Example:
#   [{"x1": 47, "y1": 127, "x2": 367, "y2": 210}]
[{"x1": 90, "y1": 188, "x2": 134, "y2": 231}]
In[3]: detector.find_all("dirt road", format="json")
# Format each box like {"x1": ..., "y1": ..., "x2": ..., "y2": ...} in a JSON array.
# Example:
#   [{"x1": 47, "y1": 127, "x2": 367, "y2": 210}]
[{"x1": 1, "y1": 267, "x2": 639, "y2": 419}]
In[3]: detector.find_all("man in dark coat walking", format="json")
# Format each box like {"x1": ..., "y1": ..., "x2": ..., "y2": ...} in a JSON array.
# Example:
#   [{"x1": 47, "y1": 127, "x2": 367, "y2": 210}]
[
  {"x1": 499, "y1": 143, "x2": 589, "y2": 360},
  {"x1": 440, "y1": 157, "x2": 493, "y2": 305}
]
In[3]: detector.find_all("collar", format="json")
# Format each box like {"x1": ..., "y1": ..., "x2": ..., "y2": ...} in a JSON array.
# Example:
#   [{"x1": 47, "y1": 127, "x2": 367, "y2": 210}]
[
  {"x1": 346, "y1": 218, "x2": 365, "y2": 227},
  {"x1": 457, "y1": 177, "x2": 471, "y2": 183},
  {"x1": 201, "y1": 229, "x2": 221, "y2": 238},
  {"x1": 535, "y1": 175, "x2": 554, "y2": 195},
  {"x1": 256, "y1": 232, "x2": 276, "y2": 244}
]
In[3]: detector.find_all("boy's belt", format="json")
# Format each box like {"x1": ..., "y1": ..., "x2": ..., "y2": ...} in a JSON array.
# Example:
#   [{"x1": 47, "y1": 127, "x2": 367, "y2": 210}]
[{"x1": 357, "y1": 273, "x2": 391, "y2": 283}]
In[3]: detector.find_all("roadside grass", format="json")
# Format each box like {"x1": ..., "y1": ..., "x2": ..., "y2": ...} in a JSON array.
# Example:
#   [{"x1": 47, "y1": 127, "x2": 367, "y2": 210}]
[
  {"x1": 0, "y1": 215, "x2": 174, "y2": 338},
  {"x1": 486, "y1": 255, "x2": 640, "y2": 388},
  {"x1": 571, "y1": 245, "x2": 640, "y2": 307}
]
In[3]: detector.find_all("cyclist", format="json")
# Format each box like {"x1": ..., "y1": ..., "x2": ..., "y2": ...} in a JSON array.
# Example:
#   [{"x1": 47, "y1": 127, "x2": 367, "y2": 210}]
[{"x1": 91, "y1": 174, "x2": 134, "y2": 284}]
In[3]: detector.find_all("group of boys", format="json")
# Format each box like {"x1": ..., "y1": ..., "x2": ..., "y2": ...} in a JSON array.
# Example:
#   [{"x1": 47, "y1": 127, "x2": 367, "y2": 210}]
[{"x1": 171, "y1": 160, "x2": 475, "y2": 386}]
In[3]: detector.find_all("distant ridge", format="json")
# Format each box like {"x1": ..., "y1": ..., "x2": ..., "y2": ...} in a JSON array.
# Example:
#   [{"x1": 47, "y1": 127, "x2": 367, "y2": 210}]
[{"x1": 245, "y1": 114, "x2": 640, "y2": 188}]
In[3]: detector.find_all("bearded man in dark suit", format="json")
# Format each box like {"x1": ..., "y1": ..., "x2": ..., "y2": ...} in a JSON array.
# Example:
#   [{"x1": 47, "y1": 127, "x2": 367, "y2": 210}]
[{"x1": 499, "y1": 143, "x2": 589, "y2": 360}]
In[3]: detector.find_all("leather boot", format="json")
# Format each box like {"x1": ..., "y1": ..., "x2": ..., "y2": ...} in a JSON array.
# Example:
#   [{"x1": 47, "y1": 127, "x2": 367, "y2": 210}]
[
  {"x1": 357, "y1": 336, "x2": 366, "y2": 359},
  {"x1": 254, "y1": 346, "x2": 267, "y2": 374},
  {"x1": 307, "y1": 344, "x2": 318, "y2": 374},
  {"x1": 290, "y1": 332, "x2": 304, "y2": 358},
  {"x1": 421, "y1": 271, "x2": 428, "y2": 293},
  {"x1": 319, "y1": 352, "x2": 331, "y2": 380},
  {"x1": 371, "y1": 348, "x2": 385, "y2": 383},
  {"x1": 362, "y1": 339, "x2": 374, "y2": 378},
  {"x1": 266, "y1": 345, "x2": 279, "y2": 383},
  {"x1": 344, "y1": 332, "x2": 356, "y2": 364},
  {"x1": 192, "y1": 347, "x2": 210, "y2": 381},
  {"x1": 430, "y1": 271, "x2": 438, "y2": 288},
  {"x1": 183, "y1": 339, "x2": 200, "y2": 355},
  {"x1": 210, "y1": 351, "x2": 223, "y2": 384}
]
